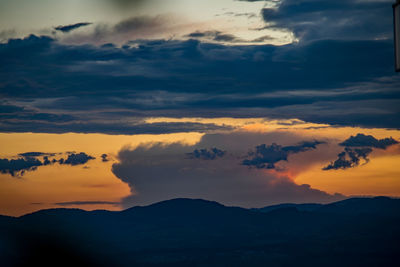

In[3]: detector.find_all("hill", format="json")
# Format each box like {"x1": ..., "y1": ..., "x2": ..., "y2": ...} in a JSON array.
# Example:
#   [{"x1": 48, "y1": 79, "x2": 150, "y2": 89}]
[{"x1": 1, "y1": 197, "x2": 399, "y2": 266}]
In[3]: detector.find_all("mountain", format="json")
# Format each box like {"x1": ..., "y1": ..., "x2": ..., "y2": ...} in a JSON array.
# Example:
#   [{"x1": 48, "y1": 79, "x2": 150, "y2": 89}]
[
  {"x1": 254, "y1": 203, "x2": 323, "y2": 213},
  {"x1": 1, "y1": 197, "x2": 400, "y2": 266}
]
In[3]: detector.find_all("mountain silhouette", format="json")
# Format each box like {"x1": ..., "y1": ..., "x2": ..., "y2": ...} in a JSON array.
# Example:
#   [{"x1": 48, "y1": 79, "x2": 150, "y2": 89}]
[{"x1": 1, "y1": 197, "x2": 399, "y2": 266}]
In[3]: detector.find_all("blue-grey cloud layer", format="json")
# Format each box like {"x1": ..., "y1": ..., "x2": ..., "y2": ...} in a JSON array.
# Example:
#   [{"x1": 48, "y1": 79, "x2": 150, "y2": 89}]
[
  {"x1": 0, "y1": 0, "x2": 399, "y2": 133},
  {"x1": 260, "y1": 0, "x2": 393, "y2": 41}
]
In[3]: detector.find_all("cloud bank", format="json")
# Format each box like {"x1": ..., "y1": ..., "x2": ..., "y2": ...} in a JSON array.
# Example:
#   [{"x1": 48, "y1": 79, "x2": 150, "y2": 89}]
[
  {"x1": 0, "y1": 0, "x2": 398, "y2": 134},
  {"x1": 0, "y1": 34, "x2": 398, "y2": 133},
  {"x1": 112, "y1": 132, "x2": 344, "y2": 208}
]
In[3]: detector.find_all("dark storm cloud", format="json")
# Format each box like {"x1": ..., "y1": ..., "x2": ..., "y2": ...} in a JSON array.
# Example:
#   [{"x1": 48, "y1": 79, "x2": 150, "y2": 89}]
[
  {"x1": 323, "y1": 134, "x2": 398, "y2": 170},
  {"x1": 0, "y1": 0, "x2": 399, "y2": 134},
  {"x1": 260, "y1": 0, "x2": 393, "y2": 41},
  {"x1": 242, "y1": 141, "x2": 323, "y2": 169},
  {"x1": 340, "y1": 133, "x2": 399, "y2": 149},
  {"x1": 59, "y1": 152, "x2": 95, "y2": 166},
  {"x1": 55, "y1": 22, "x2": 92, "y2": 33},
  {"x1": 187, "y1": 148, "x2": 226, "y2": 160}
]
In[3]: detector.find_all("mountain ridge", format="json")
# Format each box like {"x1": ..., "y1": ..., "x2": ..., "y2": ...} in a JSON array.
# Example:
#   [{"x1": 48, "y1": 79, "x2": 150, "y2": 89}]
[
  {"x1": 1, "y1": 196, "x2": 399, "y2": 266},
  {"x1": 3, "y1": 196, "x2": 399, "y2": 219}
]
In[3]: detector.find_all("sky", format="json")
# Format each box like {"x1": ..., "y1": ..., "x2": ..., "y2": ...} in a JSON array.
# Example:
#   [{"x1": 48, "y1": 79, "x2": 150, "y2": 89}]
[{"x1": 0, "y1": 0, "x2": 399, "y2": 216}]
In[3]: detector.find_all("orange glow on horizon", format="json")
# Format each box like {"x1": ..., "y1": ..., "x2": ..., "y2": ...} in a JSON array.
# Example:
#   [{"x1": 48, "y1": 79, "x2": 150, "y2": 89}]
[{"x1": 1, "y1": 117, "x2": 400, "y2": 216}]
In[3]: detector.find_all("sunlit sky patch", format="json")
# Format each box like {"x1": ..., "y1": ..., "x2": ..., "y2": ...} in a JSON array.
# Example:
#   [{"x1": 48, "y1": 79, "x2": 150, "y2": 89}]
[{"x1": 0, "y1": 0, "x2": 293, "y2": 45}]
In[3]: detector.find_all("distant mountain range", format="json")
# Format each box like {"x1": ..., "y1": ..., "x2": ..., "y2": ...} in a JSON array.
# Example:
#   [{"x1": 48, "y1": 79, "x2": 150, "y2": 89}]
[{"x1": 1, "y1": 197, "x2": 400, "y2": 266}]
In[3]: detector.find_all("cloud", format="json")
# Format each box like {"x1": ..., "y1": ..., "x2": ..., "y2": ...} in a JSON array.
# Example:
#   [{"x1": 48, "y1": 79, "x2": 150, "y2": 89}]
[
  {"x1": 186, "y1": 148, "x2": 226, "y2": 160},
  {"x1": 101, "y1": 154, "x2": 110, "y2": 162},
  {"x1": 0, "y1": 157, "x2": 43, "y2": 177},
  {"x1": 18, "y1": 152, "x2": 56, "y2": 158},
  {"x1": 242, "y1": 141, "x2": 323, "y2": 169},
  {"x1": 0, "y1": 29, "x2": 17, "y2": 43},
  {"x1": 59, "y1": 152, "x2": 95, "y2": 166},
  {"x1": 323, "y1": 147, "x2": 373, "y2": 170},
  {"x1": 323, "y1": 134, "x2": 398, "y2": 170},
  {"x1": 260, "y1": 0, "x2": 393, "y2": 41},
  {"x1": 0, "y1": 120, "x2": 232, "y2": 135},
  {"x1": 186, "y1": 31, "x2": 242, "y2": 43},
  {"x1": 112, "y1": 132, "x2": 344, "y2": 208},
  {"x1": 0, "y1": 32, "x2": 399, "y2": 133},
  {"x1": 0, "y1": 151, "x2": 99, "y2": 177},
  {"x1": 106, "y1": 0, "x2": 149, "y2": 9},
  {"x1": 60, "y1": 14, "x2": 187, "y2": 46},
  {"x1": 340, "y1": 133, "x2": 399, "y2": 149},
  {"x1": 54, "y1": 23, "x2": 92, "y2": 33},
  {"x1": 186, "y1": 30, "x2": 275, "y2": 44},
  {"x1": 113, "y1": 15, "x2": 170, "y2": 33}
]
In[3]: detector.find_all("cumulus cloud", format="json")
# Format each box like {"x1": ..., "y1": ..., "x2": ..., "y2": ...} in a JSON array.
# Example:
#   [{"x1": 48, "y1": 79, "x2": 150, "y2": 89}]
[
  {"x1": 0, "y1": 151, "x2": 100, "y2": 177},
  {"x1": 112, "y1": 132, "x2": 344, "y2": 208},
  {"x1": 323, "y1": 134, "x2": 399, "y2": 170},
  {"x1": 0, "y1": 157, "x2": 43, "y2": 177},
  {"x1": 0, "y1": 151, "x2": 63, "y2": 176},
  {"x1": 323, "y1": 147, "x2": 372, "y2": 170},
  {"x1": 340, "y1": 133, "x2": 399, "y2": 149},
  {"x1": 58, "y1": 152, "x2": 95, "y2": 166},
  {"x1": 242, "y1": 141, "x2": 323, "y2": 169}
]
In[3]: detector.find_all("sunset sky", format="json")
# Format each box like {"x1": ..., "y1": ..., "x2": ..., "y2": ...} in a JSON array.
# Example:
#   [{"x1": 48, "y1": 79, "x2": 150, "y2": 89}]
[{"x1": 1, "y1": 0, "x2": 399, "y2": 217}]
